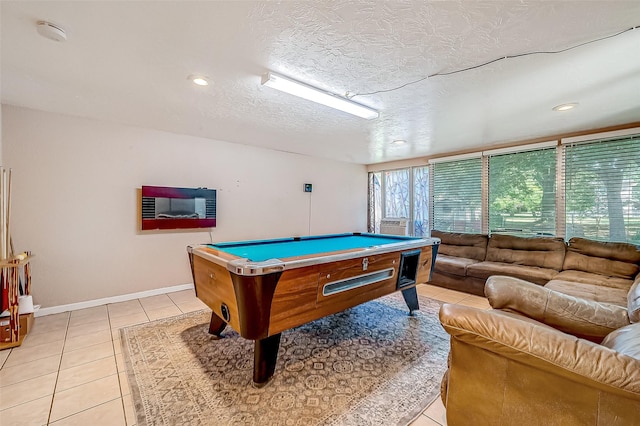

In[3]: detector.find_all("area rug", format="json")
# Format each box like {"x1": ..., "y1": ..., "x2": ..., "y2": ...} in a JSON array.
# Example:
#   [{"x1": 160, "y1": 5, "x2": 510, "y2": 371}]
[{"x1": 121, "y1": 293, "x2": 449, "y2": 426}]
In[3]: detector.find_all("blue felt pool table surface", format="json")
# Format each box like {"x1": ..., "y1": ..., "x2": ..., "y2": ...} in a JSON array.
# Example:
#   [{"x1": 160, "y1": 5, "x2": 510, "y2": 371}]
[{"x1": 208, "y1": 233, "x2": 420, "y2": 262}]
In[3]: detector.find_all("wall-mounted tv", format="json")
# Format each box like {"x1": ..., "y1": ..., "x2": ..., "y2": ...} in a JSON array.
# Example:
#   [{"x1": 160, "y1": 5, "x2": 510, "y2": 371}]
[{"x1": 141, "y1": 186, "x2": 217, "y2": 230}]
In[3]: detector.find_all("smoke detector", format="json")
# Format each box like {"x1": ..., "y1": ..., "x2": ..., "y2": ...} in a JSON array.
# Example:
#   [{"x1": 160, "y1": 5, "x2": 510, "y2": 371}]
[{"x1": 36, "y1": 21, "x2": 67, "y2": 42}]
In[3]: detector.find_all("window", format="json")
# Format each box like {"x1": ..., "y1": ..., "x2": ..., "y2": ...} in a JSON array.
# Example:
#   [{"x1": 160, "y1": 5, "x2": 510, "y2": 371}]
[
  {"x1": 564, "y1": 135, "x2": 640, "y2": 243},
  {"x1": 431, "y1": 157, "x2": 482, "y2": 233},
  {"x1": 368, "y1": 128, "x2": 639, "y2": 243},
  {"x1": 413, "y1": 166, "x2": 429, "y2": 236},
  {"x1": 384, "y1": 169, "x2": 410, "y2": 219},
  {"x1": 367, "y1": 166, "x2": 428, "y2": 236},
  {"x1": 368, "y1": 172, "x2": 382, "y2": 233},
  {"x1": 488, "y1": 148, "x2": 556, "y2": 237}
]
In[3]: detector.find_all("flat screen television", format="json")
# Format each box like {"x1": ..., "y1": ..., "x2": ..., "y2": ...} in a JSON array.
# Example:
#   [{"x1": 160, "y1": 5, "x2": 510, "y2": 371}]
[{"x1": 141, "y1": 186, "x2": 217, "y2": 230}]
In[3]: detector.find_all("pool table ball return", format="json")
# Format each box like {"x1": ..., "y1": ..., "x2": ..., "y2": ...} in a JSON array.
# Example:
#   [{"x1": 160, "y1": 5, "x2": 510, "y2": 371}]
[{"x1": 187, "y1": 233, "x2": 440, "y2": 386}]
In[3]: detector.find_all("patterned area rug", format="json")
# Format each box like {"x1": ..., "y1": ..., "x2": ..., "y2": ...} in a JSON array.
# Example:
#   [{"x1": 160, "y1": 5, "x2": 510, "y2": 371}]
[{"x1": 121, "y1": 293, "x2": 449, "y2": 426}]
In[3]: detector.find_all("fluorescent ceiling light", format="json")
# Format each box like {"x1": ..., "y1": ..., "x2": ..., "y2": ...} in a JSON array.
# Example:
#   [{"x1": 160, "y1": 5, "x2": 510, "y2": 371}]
[{"x1": 261, "y1": 72, "x2": 379, "y2": 120}]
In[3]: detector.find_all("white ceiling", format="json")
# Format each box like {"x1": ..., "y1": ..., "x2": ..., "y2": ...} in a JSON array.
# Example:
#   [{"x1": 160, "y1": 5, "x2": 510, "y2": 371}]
[{"x1": 2, "y1": 1, "x2": 639, "y2": 165}]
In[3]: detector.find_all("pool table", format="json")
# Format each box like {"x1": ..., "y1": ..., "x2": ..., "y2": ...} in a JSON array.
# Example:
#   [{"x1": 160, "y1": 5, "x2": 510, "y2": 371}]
[{"x1": 187, "y1": 232, "x2": 440, "y2": 385}]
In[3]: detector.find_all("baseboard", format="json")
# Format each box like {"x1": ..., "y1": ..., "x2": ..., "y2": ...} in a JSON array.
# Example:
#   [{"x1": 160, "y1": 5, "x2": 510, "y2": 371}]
[{"x1": 34, "y1": 283, "x2": 195, "y2": 317}]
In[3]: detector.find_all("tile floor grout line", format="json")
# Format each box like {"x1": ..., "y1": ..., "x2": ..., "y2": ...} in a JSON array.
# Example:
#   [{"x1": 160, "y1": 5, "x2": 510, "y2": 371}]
[
  {"x1": 425, "y1": 412, "x2": 445, "y2": 425},
  {"x1": 113, "y1": 308, "x2": 127, "y2": 425},
  {"x1": 110, "y1": 305, "x2": 125, "y2": 412},
  {"x1": 54, "y1": 370, "x2": 120, "y2": 395},
  {"x1": 46, "y1": 312, "x2": 71, "y2": 426},
  {"x1": 47, "y1": 395, "x2": 123, "y2": 425},
  {"x1": 56, "y1": 353, "x2": 116, "y2": 375},
  {"x1": 0, "y1": 348, "x2": 10, "y2": 369}
]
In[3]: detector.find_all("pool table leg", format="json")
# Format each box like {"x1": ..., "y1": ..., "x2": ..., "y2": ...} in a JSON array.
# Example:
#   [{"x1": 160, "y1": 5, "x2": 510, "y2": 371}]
[
  {"x1": 208, "y1": 312, "x2": 227, "y2": 336},
  {"x1": 401, "y1": 286, "x2": 420, "y2": 315},
  {"x1": 253, "y1": 333, "x2": 282, "y2": 386}
]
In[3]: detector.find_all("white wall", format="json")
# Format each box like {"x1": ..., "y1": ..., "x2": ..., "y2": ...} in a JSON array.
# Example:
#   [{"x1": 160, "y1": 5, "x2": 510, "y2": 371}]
[{"x1": 2, "y1": 105, "x2": 367, "y2": 308}]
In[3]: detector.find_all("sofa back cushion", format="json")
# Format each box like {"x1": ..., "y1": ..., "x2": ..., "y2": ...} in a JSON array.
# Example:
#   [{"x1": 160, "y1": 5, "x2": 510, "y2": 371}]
[
  {"x1": 563, "y1": 238, "x2": 640, "y2": 280},
  {"x1": 601, "y1": 323, "x2": 640, "y2": 361},
  {"x1": 431, "y1": 230, "x2": 488, "y2": 261},
  {"x1": 485, "y1": 234, "x2": 566, "y2": 270}
]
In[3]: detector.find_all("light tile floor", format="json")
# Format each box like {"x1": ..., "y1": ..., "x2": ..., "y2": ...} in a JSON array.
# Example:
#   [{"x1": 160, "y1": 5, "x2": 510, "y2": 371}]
[{"x1": 0, "y1": 285, "x2": 489, "y2": 426}]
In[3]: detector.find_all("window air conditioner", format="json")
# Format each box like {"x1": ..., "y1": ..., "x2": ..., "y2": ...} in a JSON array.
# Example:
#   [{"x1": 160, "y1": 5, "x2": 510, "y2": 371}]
[{"x1": 380, "y1": 218, "x2": 410, "y2": 236}]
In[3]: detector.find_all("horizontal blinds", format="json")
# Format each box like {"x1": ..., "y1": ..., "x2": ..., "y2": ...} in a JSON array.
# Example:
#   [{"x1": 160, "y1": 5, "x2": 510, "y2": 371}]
[
  {"x1": 488, "y1": 148, "x2": 557, "y2": 237},
  {"x1": 564, "y1": 135, "x2": 640, "y2": 243},
  {"x1": 432, "y1": 158, "x2": 482, "y2": 233}
]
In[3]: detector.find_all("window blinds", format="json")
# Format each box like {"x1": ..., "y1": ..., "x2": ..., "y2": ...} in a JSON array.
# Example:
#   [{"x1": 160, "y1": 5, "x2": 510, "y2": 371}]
[
  {"x1": 431, "y1": 158, "x2": 482, "y2": 233},
  {"x1": 563, "y1": 135, "x2": 640, "y2": 243},
  {"x1": 488, "y1": 148, "x2": 557, "y2": 237}
]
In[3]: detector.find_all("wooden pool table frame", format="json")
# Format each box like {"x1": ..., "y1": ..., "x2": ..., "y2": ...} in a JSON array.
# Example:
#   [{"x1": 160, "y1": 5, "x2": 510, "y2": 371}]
[{"x1": 188, "y1": 236, "x2": 439, "y2": 385}]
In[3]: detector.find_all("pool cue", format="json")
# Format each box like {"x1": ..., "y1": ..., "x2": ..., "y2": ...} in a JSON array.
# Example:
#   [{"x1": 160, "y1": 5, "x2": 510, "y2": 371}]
[
  {"x1": 6, "y1": 169, "x2": 17, "y2": 296},
  {"x1": 0, "y1": 168, "x2": 5, "y2": 314},
  {"x1": 6, "y1": 169, "x2": 12, "y2": 258},
  {"x1": 0, "y1": 168, "x2": 5, "y2": 259},
  {"x1": 1, "y1": 270, "x2": 7, "y2": 321}
]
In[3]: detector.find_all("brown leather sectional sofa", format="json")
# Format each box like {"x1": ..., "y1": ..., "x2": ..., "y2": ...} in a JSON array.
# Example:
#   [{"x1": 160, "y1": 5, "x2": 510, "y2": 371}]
[
  {"x1": 431, "y1": 230, "x2": 640, "y2": 308},
  {"x1": 439, "y1": 276, "x2": 640, "y2": 425},
  {"x1": 433, "y1": 229, "x2": 640, "y2": 424}
]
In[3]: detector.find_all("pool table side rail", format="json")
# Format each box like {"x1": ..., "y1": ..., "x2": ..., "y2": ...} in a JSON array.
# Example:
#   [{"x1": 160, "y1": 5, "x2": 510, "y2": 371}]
[{"x1": 188, "y1": 237, "x2": 440, "y2": 276}]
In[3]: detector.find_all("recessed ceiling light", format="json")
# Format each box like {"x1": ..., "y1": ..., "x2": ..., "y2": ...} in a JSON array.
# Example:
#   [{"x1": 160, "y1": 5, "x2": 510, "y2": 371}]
[
  {"x1": 552, "y1": 103, "x2": 578, "y2": 112},
  {"x1": 391, "y1": 140, "x2": 407, "y2": 145},
  {"x1": 189, "y1": 75, "x2": 209, "y2": 86}
]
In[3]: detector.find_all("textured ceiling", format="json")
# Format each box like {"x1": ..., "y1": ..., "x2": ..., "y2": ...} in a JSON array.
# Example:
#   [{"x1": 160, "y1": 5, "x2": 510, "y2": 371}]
[{"x1": 2, "y1": 1, "x2": 639, "y2": 164}]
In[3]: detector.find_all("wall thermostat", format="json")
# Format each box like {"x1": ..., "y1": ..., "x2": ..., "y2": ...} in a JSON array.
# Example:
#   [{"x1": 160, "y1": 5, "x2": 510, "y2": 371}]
[{"x1": 304, "y1": 183, "x2": 313, "y2": 192}]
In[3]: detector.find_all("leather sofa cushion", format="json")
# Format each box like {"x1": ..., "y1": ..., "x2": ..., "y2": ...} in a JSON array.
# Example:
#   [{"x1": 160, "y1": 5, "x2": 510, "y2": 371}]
[
  {"x1": 435, "y1": 254, "x2": 480, "y2": 276},
  {"x1": 466, "y1": 261, "x2": 558, "y2": 285},
  {"x1": 486, "y1": 276, "x2": 630, "y2": 341},
  {"x1": 563, "y1": 238, "x2": 640, "y2": 279},
  {"x1": 553, "y1": 270, "x2": 633, "y2": 290},
  {"x1": 601, "y1": 323, "x2": 640, "y2": 361},
  {"x1": 568, "y1": 237, "x2": 640, "y2": 263},
  {"x1": 563, "y1": 252, "x2": 639, "y2": 280},
  {"x1": 431, "y1": 230, "x2": 488, "y2": 261},
  {"x1": 629, "y1": 279, "x2": 640, "y2": 323},
  {"x1": 545, "y1": 280, "x2": 629, "y2": 307},
  {"x1": 485, "y1": 234, "x2": 566, "y2": 270}
]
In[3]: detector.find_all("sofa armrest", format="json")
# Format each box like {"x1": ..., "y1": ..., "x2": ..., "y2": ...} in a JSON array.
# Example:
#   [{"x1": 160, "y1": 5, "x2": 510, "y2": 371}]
[
  {"x1": 439, "y1": 303, "x2": 640, "y2": 396},
  {"x1": 485, "y1": 275, "x2": 629, "y2": 341}
]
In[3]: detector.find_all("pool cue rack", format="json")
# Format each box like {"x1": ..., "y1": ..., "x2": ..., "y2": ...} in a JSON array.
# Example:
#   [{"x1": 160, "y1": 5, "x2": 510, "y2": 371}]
[
  {"x1": 0, "y1": 254, "x2": 34, "y2": 349},
  {"x1": 0, "y1": 167, "x2": 35, "y2": 349}
]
